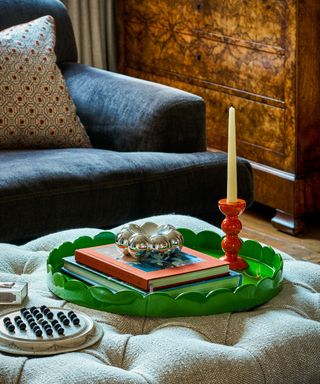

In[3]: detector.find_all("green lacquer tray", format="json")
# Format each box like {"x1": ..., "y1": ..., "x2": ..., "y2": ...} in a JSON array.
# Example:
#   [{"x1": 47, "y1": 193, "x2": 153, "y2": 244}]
[{"x1": 47, "y1": 229, "x2": 283, "y2": 317}]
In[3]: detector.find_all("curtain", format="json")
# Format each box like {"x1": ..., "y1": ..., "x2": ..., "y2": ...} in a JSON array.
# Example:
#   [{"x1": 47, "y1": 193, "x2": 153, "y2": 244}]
[{"x1": 62, "y1": 0, "x2": 117, "y2": 71}]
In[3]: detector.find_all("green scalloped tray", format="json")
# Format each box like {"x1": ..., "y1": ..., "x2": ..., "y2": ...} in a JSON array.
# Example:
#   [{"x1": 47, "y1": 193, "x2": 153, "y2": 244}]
[{"x1": 47, "y1": 229, "x2": 283, "y2": 317}]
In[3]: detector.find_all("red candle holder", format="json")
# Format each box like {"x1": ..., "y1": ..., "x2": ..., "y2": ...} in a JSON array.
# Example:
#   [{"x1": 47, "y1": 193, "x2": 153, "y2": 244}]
[{"x1": 218, "y1": 198, "x2": 248, "y2": 270}]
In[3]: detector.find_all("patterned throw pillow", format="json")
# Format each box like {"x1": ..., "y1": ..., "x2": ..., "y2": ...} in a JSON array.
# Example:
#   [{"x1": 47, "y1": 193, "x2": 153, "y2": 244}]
[{"x1": 0, "y1": 15, "x2": 92, "y2": 148}]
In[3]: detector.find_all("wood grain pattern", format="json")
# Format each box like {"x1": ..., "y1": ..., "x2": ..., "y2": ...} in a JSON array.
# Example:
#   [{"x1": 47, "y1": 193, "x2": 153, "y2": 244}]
[
  {"x1": 297, "y1": 0, "x2": 320, "y2": 173},
  {"x1": 117, "y1": 0, "x2": 320, "y2": 234},
  {"x1": 125, "y1": 25, "x2": 285, "y2": 100},
  {"x1": 124, "y1": 0, "x2": 286, "y2": 49},
  {"x1": 126, "y1": 69, "x2": 289, "y2": 170}
]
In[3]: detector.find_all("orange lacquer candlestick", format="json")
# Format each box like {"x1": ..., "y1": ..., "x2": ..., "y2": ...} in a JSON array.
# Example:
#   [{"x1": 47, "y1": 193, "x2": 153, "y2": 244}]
[{"x1": 218, "y1": 198, "x2": 248, "y2": 271}]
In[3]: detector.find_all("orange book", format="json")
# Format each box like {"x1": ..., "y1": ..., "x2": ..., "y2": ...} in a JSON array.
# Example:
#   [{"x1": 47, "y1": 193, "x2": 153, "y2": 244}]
[{"x1": 75, "y1": 244, "x2": 229, "y2": 291}]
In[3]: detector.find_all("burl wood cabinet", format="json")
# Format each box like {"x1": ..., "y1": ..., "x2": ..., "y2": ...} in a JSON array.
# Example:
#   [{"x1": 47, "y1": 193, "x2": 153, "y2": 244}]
[{"x1": 116, "y1": 0, "x2": 320, "y2": 234}]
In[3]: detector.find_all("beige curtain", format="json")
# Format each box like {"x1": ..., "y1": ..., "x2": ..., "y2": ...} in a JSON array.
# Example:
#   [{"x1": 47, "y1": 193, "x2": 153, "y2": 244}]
[{"x1": 62, "y1": 0, "x2": 117, "y2": 71}]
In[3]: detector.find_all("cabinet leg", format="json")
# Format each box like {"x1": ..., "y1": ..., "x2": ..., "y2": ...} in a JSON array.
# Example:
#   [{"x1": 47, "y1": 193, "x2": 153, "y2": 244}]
[{"x1": 271, "y1": 210, "x2": 305, "y2": 236}]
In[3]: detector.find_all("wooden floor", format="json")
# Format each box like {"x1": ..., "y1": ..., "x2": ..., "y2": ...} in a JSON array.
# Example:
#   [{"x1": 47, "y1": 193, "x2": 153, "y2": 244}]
[{"x1": 241, "y1": 203, "x2": 320, "y2": 265}]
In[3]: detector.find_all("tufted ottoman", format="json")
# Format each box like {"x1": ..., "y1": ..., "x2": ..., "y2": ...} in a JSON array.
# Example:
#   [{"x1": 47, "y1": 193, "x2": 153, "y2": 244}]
[{"x1": 0, "y1": 214, "x2": 319, "y2": 384}]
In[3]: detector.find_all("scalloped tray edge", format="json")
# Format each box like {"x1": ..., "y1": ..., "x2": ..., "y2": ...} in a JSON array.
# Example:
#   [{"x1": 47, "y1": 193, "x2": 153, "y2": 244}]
[{"x1": 47, "y1": 229, "x2": 283, "y2": 317}]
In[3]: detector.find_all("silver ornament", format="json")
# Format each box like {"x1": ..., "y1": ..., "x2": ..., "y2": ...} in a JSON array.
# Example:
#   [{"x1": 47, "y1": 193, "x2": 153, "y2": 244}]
[{"x1": 115, "y1": 222, "x2": 184, "y2": 260}]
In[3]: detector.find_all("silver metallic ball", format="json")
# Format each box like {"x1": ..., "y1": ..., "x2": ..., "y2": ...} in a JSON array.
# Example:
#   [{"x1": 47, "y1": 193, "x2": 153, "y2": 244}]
[
  {"x1": 115, "y1": 230, "x2": 133, "y2": 255},
  {"x1": 150, "y1": 234, "x2": 170, "y2": 253},
  {"x1": 157, "y1": 224, "x2": 176, "y2": 235},
  {"x1": 128, "y1": 233, "x2": 151, "y2": 259},
  {"x1": 165, "y1": 230, "x2": 184, "y2": 249},
  {"x1": 141, "y1": 222, "x2": 159, "y2": 236}
]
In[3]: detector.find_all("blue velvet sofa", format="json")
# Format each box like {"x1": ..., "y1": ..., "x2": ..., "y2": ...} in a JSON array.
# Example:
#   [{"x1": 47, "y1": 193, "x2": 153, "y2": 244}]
[{"x1": 0, "y1": 0, "x2": 253, "y2": 243}]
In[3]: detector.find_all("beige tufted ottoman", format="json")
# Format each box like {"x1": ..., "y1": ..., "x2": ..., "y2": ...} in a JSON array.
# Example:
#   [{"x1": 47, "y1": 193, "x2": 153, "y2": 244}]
[{"x1": 0, "y1": 215, "x2": 319, "y2": 384}]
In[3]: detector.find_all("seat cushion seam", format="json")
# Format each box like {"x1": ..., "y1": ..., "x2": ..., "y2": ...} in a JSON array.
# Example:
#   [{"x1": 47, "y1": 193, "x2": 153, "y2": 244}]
[
  {"x1": 14, "y1": 356, "x2": 28, "y2": 384},
  {"x1": 224, "y1": 312, "x2": 233, "y2": 345},
  {"x1": 120, "y1": 334, "x2": 132, "y2": 369},
  {"x1": 234, "y1": 345, "x2": 267, "y2": 384}
]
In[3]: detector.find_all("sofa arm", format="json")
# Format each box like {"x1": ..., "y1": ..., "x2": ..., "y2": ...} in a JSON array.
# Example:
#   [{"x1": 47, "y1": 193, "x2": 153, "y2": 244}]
[{"x1": 61, "y1": 63, "x2": 206, "y2": 152}]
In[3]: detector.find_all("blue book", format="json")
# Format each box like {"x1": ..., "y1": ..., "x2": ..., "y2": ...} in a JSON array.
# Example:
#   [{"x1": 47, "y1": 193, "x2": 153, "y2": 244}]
[{"x1": 62, "y1": 256, "x2": 242, "y2": 297}]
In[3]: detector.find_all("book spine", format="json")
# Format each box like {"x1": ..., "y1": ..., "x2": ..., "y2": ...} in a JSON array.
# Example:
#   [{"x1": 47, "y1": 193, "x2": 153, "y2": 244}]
[
  {"x1": 151, "y1": 273, "x2": 228, "y2": 290},
  {"x1": 75, "y1": 252, "x2": 149, "y2": 290},
  {"x1": 62, "y1": 267, "x2": 149, "y2": 295}
]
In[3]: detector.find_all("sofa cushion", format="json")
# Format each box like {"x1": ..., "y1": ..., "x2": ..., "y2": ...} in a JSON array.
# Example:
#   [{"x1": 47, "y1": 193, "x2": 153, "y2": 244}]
[
  {"x1": 0, "y1": 15, "x2": 91, "y2": 149},
  {"x1": 0, "y1": 149, "x2": 253, "y2": 243}
]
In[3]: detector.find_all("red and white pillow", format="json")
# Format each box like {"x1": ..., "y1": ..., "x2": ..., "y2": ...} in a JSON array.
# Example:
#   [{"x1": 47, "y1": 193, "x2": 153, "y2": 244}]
[{"x1": 0, "y1": 15, "x2": 92, "y2": 149}]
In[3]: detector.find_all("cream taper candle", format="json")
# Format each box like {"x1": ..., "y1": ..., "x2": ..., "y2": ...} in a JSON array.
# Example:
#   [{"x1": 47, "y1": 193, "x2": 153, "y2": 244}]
[{"x1": 227, "y1": 106, "x2": 237, "y2": 202}]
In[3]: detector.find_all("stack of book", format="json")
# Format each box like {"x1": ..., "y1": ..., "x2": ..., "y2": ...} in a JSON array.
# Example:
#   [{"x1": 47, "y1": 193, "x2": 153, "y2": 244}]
[{"x1": 61, "y1": 244, "x2": 242, "y2": 297}]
